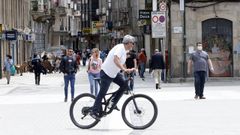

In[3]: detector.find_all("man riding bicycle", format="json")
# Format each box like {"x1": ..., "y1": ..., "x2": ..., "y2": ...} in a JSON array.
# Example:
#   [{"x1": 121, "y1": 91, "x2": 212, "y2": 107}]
[{"x1": 90, "y1": 35, "x2": 136, "y2": 120}]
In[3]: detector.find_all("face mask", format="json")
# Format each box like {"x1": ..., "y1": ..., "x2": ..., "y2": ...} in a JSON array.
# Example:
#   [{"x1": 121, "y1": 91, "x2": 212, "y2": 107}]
[{"x1": 197, "y1": 46, "x2": 202, "y2": 51}]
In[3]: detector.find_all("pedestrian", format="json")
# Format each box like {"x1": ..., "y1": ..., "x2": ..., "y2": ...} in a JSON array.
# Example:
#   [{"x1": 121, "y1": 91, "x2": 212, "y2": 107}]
[
  {"x1": 138, "y1": 48, "x2": 147, "y2": 80},
  {"x1": 60, "y1": 48, "x2": 78, "y2": 102},
  {"x1": 90, "y1": 34, "x2": 136, "y2": 120},
  {"x1": 187, "y1": 42, "x2": 214, "y2": 99},
  {"x1": 31, "y1": 54, "x2": 43, "y2": 85},
  {"x1": 3, "y1": 55, "x2": 13, "y2": 84},
  {"x1": 150, "y1": 49, "x2": 165, "y2": 89},
  {"x1": 124, "y1": 50, "x2": 137, "y2": 91},
  {"x1": 76, "y1": 51, "x2": 81, "y2": 69},
  {"x1": 82, "y1": 49, "x2": 88, "y2": 66},
  {"x1": 87, "y1": 48, "x2": 102, "y2": 96}
]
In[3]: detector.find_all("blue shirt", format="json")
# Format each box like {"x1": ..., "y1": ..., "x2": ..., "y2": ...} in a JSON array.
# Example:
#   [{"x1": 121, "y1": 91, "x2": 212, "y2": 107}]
[
  {"x1": 189, "y1": 50, "x2": 209, "y2": 72},
  {"x1": 4, "y1": 58, "x2": 13, "y2": 72}
]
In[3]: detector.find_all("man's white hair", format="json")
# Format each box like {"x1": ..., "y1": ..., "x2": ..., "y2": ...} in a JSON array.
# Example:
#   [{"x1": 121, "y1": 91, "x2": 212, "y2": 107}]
[{"x1": 122, "y1": 35, "x2": 135, "y2": 44}]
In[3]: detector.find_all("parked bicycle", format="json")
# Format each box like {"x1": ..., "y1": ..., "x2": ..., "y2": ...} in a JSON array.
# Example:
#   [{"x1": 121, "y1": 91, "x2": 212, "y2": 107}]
[{"x1": 70, "y1": 77, "x2": 158, "y2": 130}]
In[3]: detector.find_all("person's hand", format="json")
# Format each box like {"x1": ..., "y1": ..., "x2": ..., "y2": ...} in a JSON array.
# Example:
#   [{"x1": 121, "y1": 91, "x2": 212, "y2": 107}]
[
  {"x1": 187, "y1": 70, "x2": 190, "y2": 74},
  {"x1": 124, "y1": 68, "x2": 133, "y2": 74},
  {"x1": 210, "y1": 67, "x2": 214, "y2": 72}
]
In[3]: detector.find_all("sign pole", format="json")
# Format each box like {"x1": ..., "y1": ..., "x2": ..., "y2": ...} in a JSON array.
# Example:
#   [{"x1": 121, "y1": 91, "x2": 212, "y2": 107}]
[{"x1": 0, "y1": 39, "x2": 2, "y2": 79}]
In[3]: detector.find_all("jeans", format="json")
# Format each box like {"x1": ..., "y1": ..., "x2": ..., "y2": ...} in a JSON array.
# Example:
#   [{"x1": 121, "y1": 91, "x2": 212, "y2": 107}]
[
  {"x1": 64, "y1": 73, "x2": 75, "y2": 99},
  {"x1": 92, "y1": 70, "x2": 128, "y2": 114},
  {"x1": 194, "y1": 71, "x2": 206, "y2": 97},
  {"x1": 88, "y1": 72, "x2": 100, "y2": 96},
  {"x1": 139, "y1": 63, "x2": 145, "y2": 78},
  {"x1": 124, "y1": 72, "x2": 135, "y2": 90}
]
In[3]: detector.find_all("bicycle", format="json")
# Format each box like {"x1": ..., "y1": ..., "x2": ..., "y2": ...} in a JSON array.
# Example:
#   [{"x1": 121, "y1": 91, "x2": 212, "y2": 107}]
[{"x1": 70, "y1": 77, "x2": 158, "y2": 130}]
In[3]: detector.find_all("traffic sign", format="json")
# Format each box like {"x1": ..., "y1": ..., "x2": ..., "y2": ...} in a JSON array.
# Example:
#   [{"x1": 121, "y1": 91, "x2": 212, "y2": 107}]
[
  {"x1": 159, "y1": 1, "x2": 166, "y2": 12},
  {"x1": 151, "y1": 11, "x2": 166, "y2": 38}
]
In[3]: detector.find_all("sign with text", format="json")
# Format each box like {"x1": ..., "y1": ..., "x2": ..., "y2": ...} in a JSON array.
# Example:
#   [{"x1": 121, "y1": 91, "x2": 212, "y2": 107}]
[
  {"x1": 151, "y1": 11, "x2": 166, "y2": 38},
  {"x1": 139, "y1": 10, "x2": 151, "y2": 20},
  {"x1": 5, "y1": 30, "x2": 17, "y2": 40}
]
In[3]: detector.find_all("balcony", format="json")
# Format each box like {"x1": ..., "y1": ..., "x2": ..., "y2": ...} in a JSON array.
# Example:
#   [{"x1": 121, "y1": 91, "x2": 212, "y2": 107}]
[{"x1": 30, "y1": 0, "x2": 66, "y2": 23}]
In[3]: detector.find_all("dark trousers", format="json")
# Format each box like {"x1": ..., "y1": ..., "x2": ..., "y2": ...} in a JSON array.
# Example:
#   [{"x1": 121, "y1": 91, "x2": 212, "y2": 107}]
[
  {"x1": 34, "y1": 72, "x2": 41, "y2": 85},
  {"x1": 194, "y1": 71, "x2": 206, "y2": 97},
  {"x1": 92, "y1": 70, "x2": 128, "y2": 114}
]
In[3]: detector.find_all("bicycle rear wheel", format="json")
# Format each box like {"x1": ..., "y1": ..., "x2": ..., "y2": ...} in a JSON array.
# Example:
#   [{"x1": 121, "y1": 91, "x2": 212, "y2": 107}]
[
  {"x1": 69, "y1": 93, "x2": 99, "y2": 129},
  {"x1": 121, "y1": 94, "x2": 158, "y2": 129}
]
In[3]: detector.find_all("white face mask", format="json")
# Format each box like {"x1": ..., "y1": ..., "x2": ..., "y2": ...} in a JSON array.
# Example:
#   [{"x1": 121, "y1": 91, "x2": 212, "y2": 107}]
[{"x1": 197, "y1": 46, "x2": 203, "y2": 51}]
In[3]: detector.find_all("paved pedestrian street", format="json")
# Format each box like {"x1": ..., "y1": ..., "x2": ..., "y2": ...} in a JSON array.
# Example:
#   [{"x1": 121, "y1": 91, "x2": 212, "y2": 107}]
[{"x1": 0, "y1": 67, "x2": 240, "y2": 135}]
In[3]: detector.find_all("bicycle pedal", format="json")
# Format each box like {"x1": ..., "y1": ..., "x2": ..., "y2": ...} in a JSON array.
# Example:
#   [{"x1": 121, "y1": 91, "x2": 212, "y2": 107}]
[{"x1": 113, "y1": 106, "x2": 120, "y2": 111}]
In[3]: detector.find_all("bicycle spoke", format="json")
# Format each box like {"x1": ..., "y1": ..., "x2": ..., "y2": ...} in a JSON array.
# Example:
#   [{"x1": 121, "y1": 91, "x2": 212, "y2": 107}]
[
  {"x1": 122, "y1": 94, "x2": 158, "y2": 129},
  {"x1": 70, "y1": 93, "x2": 99, "y2": 129}
]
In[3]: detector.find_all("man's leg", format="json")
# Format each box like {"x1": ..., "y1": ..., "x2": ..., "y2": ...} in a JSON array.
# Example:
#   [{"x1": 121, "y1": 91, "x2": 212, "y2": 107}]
[
  {"x1": 194, "y1": 72, "x2": 201, "y2": 98},
  {"x1": 37, "y1": 72, "x2": 40, "y2": 85},
  {"x1": 92, "y1": 70, "x2": 113, "y2": 114},
  {"x1": 70, "y1": 74, "x2": 76, "y2": 100},
  {"x1": 129, "y1": 72, "x2": 134, "y2": 90},
  {"x1": 140, "y1": 63, "x2": 144, "y2": 78},
  {"x1": 112, "y1": 73, "x2": 128, "y2": 105},
  {"x1": 64, "y1": 75, "x2": 70, "y2": 101},
  {"x1": 34, "y1": 72, "x2": 38, "y2": 84},
  {"x1": 199, "y1": 71, "x2": 206, "y2": 98}
]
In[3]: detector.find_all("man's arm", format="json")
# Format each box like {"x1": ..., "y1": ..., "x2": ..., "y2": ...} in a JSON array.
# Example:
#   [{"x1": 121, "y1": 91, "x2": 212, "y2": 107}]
[
  {"x1": 113, "y1": 55, "x2": 133, "y2": 73},
  {"x1": 187, "y1": 59, "x2": 192, "y2": 74},
  {"x1": 133, "y1": 58, "x2": 137, "y2": 70},
  {"x1": 208, "y1": 58, "x2": 214, "y2": 71}
]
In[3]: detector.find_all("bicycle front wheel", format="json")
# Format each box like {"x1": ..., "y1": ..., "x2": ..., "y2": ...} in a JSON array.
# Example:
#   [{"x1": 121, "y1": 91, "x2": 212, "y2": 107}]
[
  {"x1": 121, "y1": 94, "x2": 158, "y2": 129},
  {"x1": 69, "y1": 93, "x2": 99, "y2": 129}
]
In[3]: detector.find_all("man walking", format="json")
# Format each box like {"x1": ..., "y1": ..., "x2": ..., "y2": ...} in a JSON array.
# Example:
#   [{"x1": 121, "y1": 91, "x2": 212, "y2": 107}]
[
  {"x1": 31, "y1": 54, "x2": 43, "y2": 85},
  {"x1": 187, "y1": 42, "x2": 214, "y2": 99},
  {"x1": 124, "y1": 50, "x2": 137, "y2": 91},
  {"x1": 60, "y1": 48, "x2": 78, "y2": 102},
  {"x1": 150, "y1": 49, "x2": 165, "y2": 89}
]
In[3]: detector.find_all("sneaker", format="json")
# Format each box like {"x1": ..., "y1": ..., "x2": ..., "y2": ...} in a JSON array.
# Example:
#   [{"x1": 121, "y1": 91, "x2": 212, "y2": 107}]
[
  {"x1": 199, "y1": 96, "x2": 206, "y2": 99},
  {"x1": 90, "y1": 112, "x2": 100, "y2": 121},
  {"x1": 64, "y1": 98, "x2": 67, "y2": 102},
  {"x1": 71, "y1": 98, "x2": 74, "y2": 102},
  {"x1": 194, "y1": 95, "x2": 199, "y2": 99}
]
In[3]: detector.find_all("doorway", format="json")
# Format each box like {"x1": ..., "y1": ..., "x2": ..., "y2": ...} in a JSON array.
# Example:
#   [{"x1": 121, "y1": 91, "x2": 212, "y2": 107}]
[{"x1": 202, "y1": 18, "x2": 233, "y2": 77}]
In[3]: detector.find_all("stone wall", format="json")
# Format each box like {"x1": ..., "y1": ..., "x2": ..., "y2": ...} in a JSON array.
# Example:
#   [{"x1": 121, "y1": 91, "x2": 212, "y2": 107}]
[{"x1": 171, "y1": 2, "x2": 240, "y2": 78}]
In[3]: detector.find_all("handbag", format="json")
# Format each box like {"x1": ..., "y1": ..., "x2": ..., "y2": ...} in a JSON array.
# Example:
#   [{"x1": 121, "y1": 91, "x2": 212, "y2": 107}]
[{"x1": 10, "y1": 65, "x2": 16, "y2": 75}]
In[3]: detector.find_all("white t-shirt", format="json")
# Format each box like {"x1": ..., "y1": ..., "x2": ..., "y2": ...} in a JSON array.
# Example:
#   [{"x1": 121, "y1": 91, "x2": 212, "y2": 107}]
[{"x1": 102, "y1": 44, "x2": 127, "y2": 78}]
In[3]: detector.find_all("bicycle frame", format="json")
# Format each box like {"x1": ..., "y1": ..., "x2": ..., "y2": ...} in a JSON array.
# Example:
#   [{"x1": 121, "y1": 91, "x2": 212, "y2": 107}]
[{"x1": 94, "y1": 73, "x2": 141, "y2": 118}]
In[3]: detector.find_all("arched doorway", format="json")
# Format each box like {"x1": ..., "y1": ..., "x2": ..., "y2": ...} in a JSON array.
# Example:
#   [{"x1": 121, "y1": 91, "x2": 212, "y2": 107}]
[{"x1": 202, "y1": 18, "x2": 233, "y2": 77}]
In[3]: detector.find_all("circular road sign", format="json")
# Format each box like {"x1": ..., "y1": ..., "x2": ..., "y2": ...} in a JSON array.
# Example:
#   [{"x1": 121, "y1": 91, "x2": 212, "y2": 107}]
[{"x1": 152, "y1": 16, "x2": 158, "y2": 23}]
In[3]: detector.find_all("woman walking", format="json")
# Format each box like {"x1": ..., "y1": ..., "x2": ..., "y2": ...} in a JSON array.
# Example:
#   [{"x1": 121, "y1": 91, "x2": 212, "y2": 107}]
[
  {"x1": 3, "y1": 55, "x2": 13, "y2": 84},
  {"x1": 87, "y1": 48, "x2": 102, "y2": 96}
]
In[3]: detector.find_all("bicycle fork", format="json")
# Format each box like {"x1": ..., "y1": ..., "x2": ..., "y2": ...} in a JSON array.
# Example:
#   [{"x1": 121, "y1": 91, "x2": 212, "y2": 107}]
[{"x1": 131, "y1": 95, "x2": 142, "y2": 114}]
